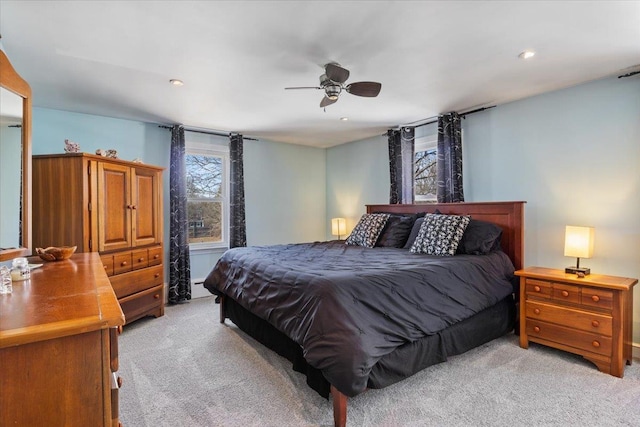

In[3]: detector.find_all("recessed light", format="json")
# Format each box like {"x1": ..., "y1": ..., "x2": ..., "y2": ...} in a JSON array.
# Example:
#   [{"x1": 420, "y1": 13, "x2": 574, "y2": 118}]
[
  {"x1": 340, "y1": 117, "x2": 349, "y2": 121},
  {"x1": 170, "y1": 79, "x2": 184, "y2": 86},
  {"x1": 518, "y1": 50, "x2": 535, "y2": 60}
]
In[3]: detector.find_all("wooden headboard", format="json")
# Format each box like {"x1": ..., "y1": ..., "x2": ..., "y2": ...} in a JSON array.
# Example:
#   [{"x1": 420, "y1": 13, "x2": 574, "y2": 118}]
[{"x1": 367, "y1": 201, "x2": 526, "y2": 270}]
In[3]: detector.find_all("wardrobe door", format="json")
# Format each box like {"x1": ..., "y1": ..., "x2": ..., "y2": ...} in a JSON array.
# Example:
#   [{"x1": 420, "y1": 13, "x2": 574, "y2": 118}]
[
  {"x1": 97, "y1": 162, "x2": 132, "y2": 252},
  {"x1": 131, "y1": 166, "x2": 161, "y2": 247}
]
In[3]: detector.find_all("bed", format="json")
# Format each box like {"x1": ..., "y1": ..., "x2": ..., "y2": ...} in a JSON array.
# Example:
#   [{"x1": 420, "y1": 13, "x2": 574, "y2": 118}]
[{"x1": 204, "y1": 201, "x2": 525, "y2": 426}]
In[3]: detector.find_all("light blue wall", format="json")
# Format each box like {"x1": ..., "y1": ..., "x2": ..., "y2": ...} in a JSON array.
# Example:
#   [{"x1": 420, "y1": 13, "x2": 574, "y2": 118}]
[
  {"x1": 325, "y1": 134, "x2": 389, "y2": 238},
  {"x1": 30, "y1": 108, "x2": 327, "y2": 292},
  {"x1": 463, "y1": 76, "x2": 640, "y2": 342},
  {"x1": 190, "y1": 137, "x2": 327, "y2": 284},
  {"x1": 324, "y1": 76, "x2": 640, "y2": 343}
]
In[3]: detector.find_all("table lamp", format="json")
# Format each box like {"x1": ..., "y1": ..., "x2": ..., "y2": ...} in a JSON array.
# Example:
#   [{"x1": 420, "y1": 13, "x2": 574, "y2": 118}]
[
  {"x1": 564, "y1": 225, "x2": 594, "y2": 275},
  {"x1": 331, "y1": 218, "x2": 346, "y2": 240}
]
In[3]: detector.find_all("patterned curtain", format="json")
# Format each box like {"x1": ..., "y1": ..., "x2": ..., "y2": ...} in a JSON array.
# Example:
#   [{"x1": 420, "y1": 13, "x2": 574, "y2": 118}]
[
  {"x1": 168, "y1": 125, "x2": 191, "y2": 304},
  {"x1": 436, "y1": 113, "x2": 464, "y2": 203},
  {"x1": 387, "y1": 127, "x2": 415, "y2": 204},
  {"x1": 229, "y1": 133, "x2": 247, "y2": 248}
]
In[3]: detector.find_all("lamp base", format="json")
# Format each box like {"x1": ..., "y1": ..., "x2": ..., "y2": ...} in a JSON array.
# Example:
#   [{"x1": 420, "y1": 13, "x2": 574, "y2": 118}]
[{"x1": 565, "y1": 266, "x2": 590, "y2": 276}]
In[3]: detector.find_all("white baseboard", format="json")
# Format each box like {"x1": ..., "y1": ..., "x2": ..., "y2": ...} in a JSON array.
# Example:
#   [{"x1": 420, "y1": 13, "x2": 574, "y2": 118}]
[
  {"x1": 191, "y1": 277, "x2": 211, "y2": 299},
  {"x1": 633, "y1": 342, "x2": 640, "y2": 361}
]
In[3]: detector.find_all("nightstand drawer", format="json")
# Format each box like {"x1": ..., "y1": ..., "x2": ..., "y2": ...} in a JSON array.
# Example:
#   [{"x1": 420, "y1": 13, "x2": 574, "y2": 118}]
[
  {"x1": 551, "y1": 283, "x2": 581, "y2": 305},
  {"x1": 526, "y1": 301, "x2": 612, "y2": 336},
  {"x1": 526, "y1": 320, "x2": 612, "y2": 357},
  {"x1": 581, "y1": 288, "x2": 613, "y2": 310},
  {"x1": 525, "y1": 278, "x2": 551, "y2": 299}
]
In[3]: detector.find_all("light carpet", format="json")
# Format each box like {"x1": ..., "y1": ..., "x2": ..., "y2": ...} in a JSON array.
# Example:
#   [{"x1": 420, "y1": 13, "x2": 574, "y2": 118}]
[{"x1": 119, "y1": 296, "x2": 640, "y2": 426}]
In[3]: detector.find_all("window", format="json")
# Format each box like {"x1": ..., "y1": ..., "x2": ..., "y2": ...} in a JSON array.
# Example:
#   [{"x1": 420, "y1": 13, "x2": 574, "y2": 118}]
[
  {"x1": 414, "y1": 136, "x2": 437, "y2": 202},
  {"x1": 186, "y1": 140, "x2": 229, "y2": 249}
]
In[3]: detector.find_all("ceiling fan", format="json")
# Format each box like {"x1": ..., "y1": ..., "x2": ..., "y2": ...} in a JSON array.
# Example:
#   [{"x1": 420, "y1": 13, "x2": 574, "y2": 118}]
[{"x1": 285, "y1": 63, "x2": 382, "y2": 108}]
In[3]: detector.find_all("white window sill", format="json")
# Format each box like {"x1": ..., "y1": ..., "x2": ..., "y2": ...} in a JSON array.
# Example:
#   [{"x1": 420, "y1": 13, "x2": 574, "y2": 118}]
[{"x1": 189, "y1": 244, "x2": 229, "y2": 253}]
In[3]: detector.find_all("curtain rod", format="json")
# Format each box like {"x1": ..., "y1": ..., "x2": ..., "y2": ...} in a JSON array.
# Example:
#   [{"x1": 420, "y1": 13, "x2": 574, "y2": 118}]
[
  {"x1": 409, "y1": 105, "x2": 496, "y2": 129},
  {"x1": 158, "y1": 125, "x2": 258, "y2": 141}
]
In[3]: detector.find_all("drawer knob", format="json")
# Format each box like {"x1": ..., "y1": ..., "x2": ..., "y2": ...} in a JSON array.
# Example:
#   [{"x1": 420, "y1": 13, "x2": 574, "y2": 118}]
[
  {"x1": 534, "y1": 308, "x2": 541, "y2": 315},
  {"x1": 117, "y1": 376, "x2": 123, "y2": 388},
  {"x1": 592, "y1": 320, "x2": 600, "y2": 328},
  {"x1": 155, "y1": 273, "x2": 160, "y2": 278},
  {"x1": 592, "y1": 340, "x2": 600, "y2": 348},
  {"x1": 154, "y1": 254, "x2": 160, "y2": 259},
  {"x1": 104, "y1": 265, "x2": 108, "y2": 269},
  {"x1": 591, "y1": 295, "x2": 600, "y2": 302},
  {"x1": 534, "y1": 285, "x2": 541, "y2": 292},
  {"x1": 533, "y1": 326, "x2": 540, "y2": 333},
  {"x1": 561, "y1": 290, "x2": 569, "y2": 297},
  {"x1": 138, "y1": 257, "x2": 144, "y2": 262},
  {"x1": 121, "y1": 261, "x2": 128, "y2": 266},
  {"x1": 154, "y1": 294, "x2": 160, "y2": 299}
]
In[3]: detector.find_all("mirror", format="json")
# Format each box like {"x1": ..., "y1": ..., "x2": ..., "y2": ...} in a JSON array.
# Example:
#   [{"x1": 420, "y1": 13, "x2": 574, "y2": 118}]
[{"x1": 0, "y1": 48, "x2": 32, "y2": 261}]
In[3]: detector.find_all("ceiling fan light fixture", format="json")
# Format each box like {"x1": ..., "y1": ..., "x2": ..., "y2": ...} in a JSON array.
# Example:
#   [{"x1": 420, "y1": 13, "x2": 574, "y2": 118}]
[
  {"x1": 169, "y1": 79, "x2": 184, "y2": 86},
  {"x1": 518, "y1": 50, "x2": 536, "y2": 60},
  {"x1": 340, "y1": 117, "x2": 349, "y2": 121}
]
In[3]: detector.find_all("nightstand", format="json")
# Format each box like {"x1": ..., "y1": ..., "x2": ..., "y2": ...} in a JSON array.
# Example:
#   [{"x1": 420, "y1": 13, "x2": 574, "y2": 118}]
[{"x1": 516, "y1": 267, "x2": 637, "y2": 377}]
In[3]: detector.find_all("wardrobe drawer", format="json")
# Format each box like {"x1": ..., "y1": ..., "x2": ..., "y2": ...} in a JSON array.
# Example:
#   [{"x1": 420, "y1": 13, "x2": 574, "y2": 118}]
[
  {"x1": 110, "y1": 265, "x2": 163, "y2": 298},
  {"x1": 148, "y1": 246, "x2": 162, "y2": 266},
  {"x1": 132, "y1": 249, "x2": 149, "y2": 270},
  {"x1": 526, "y1": 301, "x2": 613, "y2": 336},
  {"x1": 114, "y1": 252, "x2": 133, "y2": 275},
  {"x1": 101, "y1": 254, "x2": 114, "y2": 277},
  {"x1": 119, "y1": 284, "x2": 164, "y2": 324}
]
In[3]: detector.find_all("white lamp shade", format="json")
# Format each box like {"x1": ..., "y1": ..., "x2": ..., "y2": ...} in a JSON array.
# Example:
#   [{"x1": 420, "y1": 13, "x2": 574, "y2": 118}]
[
  {"x1": 331, "y1": 218, "x2": 346, "y2": 236},
  {"x1": 564, "y1": 226, "x2": 594, "y2": 259}
]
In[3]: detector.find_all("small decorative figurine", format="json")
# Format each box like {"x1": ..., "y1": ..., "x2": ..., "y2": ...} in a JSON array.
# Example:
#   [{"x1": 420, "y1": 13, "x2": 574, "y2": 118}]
[
  {"x1": 64, "y1": 139, "x2": 80, "y2": 153},
  {"x1": 105, "y1": 149, "x2": 118, "y2": 159},
  {"x1": 95, "y1": 149, "x2": 107, "y2": 156},
  {"x1": 132, "y1": 157, "x2": 143, "y2": 163}
]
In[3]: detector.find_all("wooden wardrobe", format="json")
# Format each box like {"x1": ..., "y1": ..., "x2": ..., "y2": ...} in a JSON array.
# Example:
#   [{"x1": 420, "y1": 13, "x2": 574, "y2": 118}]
[{"x1": 32, "y1": 153, "x2": 165, "y2": 324}]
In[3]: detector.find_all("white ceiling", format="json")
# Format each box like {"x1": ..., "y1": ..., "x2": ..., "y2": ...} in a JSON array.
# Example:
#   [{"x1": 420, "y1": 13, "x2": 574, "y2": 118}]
[{"x1": 1, "y1": 1, "x2": 639, "y2": 148}]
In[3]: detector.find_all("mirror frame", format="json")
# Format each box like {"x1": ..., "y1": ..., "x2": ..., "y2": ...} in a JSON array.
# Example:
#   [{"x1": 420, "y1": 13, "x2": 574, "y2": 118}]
[{"x1": 0, "y1": 49, "x2": 32, "y2": 261}]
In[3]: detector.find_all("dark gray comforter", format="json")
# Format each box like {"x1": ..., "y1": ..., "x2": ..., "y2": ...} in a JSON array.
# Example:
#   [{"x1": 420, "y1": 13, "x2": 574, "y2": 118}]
[{"x1": 204, "y1": 240, "x2": 515, "y2": 396}]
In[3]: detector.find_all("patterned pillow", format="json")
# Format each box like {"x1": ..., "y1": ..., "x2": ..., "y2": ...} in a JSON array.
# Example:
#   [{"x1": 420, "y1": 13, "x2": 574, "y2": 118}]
[
  {"x1": 345, "y1": 213, "x2": 390, "y2": 248},
  {"x1": 410, "y1": 213, "x2": 471, "y2": 256}
]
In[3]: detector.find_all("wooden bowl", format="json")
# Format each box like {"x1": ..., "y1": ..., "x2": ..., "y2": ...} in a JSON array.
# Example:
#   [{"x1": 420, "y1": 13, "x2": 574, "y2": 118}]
[{"x1": 35, "y1": 246, "x2": 77, "y2": 262}]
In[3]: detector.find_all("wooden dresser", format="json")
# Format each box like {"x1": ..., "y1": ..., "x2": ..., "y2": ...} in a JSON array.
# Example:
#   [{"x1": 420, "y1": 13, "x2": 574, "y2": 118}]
[
  {"x1": 0, "y1": 253, "x2": 125, "y2": 426},
  {"x1": 32, "y1": 153, "x2": 164, "y2": 324},
  {"x1": 516, "y1": 266, "x2": 637, "y2": 377}
]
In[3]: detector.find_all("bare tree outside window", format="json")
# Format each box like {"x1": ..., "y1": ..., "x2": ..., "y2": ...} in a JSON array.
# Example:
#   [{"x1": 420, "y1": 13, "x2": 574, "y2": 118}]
[
  {"x1": 414, "y1": 149, "x2": 437, "y2": 201},
  {"x1": 186, "y1": 154, "x2": 224, "y2": 243}
]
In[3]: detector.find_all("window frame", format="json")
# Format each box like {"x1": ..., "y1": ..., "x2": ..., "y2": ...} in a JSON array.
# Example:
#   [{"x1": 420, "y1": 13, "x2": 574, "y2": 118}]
[
  {"x1": 413, "y1": 135, "x2": 437, "y2": 203},
  {"x1": 185, "y1": 140, "x2": 230, "y2": 251}
]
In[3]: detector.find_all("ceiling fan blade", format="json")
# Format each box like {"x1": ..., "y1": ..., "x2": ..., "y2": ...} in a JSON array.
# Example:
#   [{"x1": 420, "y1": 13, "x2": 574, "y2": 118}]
[
  {"x1": 285, "y1": 86, "x2": 321, "y2": 90},
  {"x1": 320, "y1": 96, "x2": 338, "y2": 108},
  {"x1": 325, "y1": 63, "x2": 350, "y2": 84},
  {"x1": 346, "y1": 81, "x2": 382, "y2": 97}
]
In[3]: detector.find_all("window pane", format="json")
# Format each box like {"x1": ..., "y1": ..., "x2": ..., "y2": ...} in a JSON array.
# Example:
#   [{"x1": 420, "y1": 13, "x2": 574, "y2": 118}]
[
  {"x1": 186, "y1": 154, "x2": 222, "y2": 199},
  {"x1": 414, "y1": 149, "x2": 437, "y2": 201},
  {"x1": 188, "y1": 200, "x2": 222, "y2": 243}
]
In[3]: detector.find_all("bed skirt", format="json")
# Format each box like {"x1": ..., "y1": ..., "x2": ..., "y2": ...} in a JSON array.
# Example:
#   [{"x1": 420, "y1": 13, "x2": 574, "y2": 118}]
[{"x1": 221, "y1": 295, "x2": 515, "y2": 398}]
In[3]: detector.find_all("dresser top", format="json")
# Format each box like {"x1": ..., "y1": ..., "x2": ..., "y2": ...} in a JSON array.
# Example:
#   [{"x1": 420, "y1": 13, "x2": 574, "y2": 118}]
[
  {"x1": 516, "y1": 266, "x2": 638, "y2": 291},
  {"x1": 0, "y1": 252, "x2": 124, "y2": 348}
]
